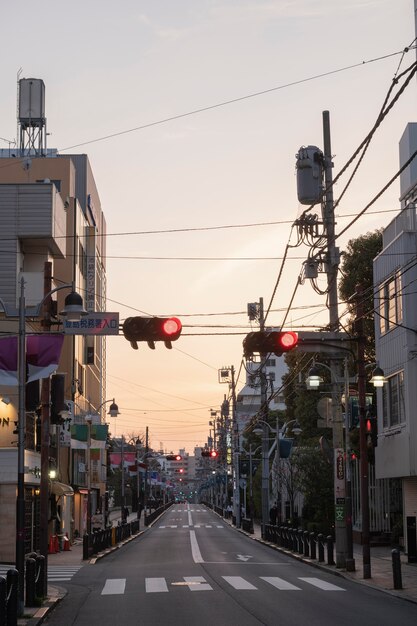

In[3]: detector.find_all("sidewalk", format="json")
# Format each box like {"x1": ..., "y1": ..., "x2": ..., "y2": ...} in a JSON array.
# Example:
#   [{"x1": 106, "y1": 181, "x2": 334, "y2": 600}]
[{"x1": 18, "y1": 510, "x2": 417, "y2": 624}]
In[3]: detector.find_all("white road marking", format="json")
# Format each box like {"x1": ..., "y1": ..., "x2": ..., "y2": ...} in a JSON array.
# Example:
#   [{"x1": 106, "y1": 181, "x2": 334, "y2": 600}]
[
  {"x1": 169, "y1": 525, "x2": 178, "y2": 528},
  {"x1": 190, "y1": 530, "x2": 204, "y2": 563},
  {"x1": 184, "y1": 576, "x2": 212, "y2": 591},
  {"x1": 146, "y1": 578, "x2": 169, "y2": 593},
  {"x1": 237, "y1": 554, "x2": 253, "y2": 562},
  {"x1": 101, "y1": 579, "x2": 126, "y2": 595},
  {"x1": 298, "y1": 577, "x2": 345, "y2": 591},
  {"x1": 188, "y1": 509, "x2": 193, "y2": 526},
  {"x1": 260, "y1": 576, "x2": 301, "y2": 590},
  {"x1": 223, "y1": 576, "x2": 257, "y2": 590}
]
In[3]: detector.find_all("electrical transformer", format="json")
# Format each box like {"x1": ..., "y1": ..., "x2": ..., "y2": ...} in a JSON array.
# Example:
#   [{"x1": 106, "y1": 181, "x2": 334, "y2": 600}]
[{"x1": 296, "y1": 145, "x2": 324, "y2": 205}]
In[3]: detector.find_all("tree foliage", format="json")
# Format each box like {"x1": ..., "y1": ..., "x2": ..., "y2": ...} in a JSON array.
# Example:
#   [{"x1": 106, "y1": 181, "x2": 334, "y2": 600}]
[{"x1": 339, "y1": 230, "x2": 383, "y2": 360}]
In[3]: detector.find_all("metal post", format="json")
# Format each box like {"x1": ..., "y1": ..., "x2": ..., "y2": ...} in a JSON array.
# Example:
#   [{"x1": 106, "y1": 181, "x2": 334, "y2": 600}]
[
  {"x1": 136, "y1": 439, "x2": 141, "y2": 520},
  {"x1": 121, "y1": 435, "x2": 125, "y2": 512},
  {"x1": 87, "y1": 419, "x2": 92, "y2": 538},
  {"x1": 274, "y1": 416, "x2": 280, "y2": 523},
  {"x1": 16, "y1": 277, "x2": 26, "y2": 614}
]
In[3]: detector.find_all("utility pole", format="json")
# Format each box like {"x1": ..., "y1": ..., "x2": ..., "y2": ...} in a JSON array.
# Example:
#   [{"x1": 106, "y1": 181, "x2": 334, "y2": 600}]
[
  {"x1": 355, "y1": 284, "x2": 371, "y2": 578},
  {"x1": 258, "y1": 298, "x2": 270, "y2": 538},
  {"x1": 40, "y1": 261, "x2": 52, "y2": 597},
  {"x1": 144, "y1": 426, "x2": 149, "y2": 515},
  {"x1": 231, "y1": 365, "x2": 240, "y2": 528},
  {"x1": 322, "y1": 111, "x2": 348, "y2": 569}
]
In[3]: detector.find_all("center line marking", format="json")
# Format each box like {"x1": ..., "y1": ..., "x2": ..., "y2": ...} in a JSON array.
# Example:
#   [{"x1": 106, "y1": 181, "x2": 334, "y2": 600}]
[{"x1": 190, "y1": 530, "x2": 204, "y2": 563}]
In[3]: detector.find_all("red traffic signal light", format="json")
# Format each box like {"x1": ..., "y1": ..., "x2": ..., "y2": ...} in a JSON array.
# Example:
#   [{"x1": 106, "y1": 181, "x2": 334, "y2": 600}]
[
  {"x1": 123, "y1": 316, "x2": 182, "y2": 350},
  {"x1": 201, "y1": 449, "x2": 217, "y2": 458},
  {"x1": 243, "y1": 330, "x2": 298, "y2": 358},
  {"x1": 166, "y1": 454, "x2": 182, "y2": 461}
]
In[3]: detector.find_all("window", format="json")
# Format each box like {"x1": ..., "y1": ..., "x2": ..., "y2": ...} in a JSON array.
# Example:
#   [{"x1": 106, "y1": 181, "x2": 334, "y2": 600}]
[
  {"x1": 265, "y1": 358, "x2": 276, "y2": 367},
  {"x1": 382, "y1": 371, "x2": 405, "y2": 428},
  {"x1": 379, "y1": 272, "x2": 402, "y2": 334}
]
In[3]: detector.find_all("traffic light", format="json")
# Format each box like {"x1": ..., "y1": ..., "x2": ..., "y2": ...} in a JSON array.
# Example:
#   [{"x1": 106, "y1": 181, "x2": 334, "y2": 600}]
[
  {"x1": 166, "y1": 454, "x2": 182, "y2": 461},
  {"x1": 366, "y1": 413, "x2": 378, "y2": 447},
  {"x1": 122, "y1": 316, "x2": 182, "y2": 350},
  {"x1": 243, "y1": 331, "x2": 298, "y2": 358},
  {"x1": 201, "y1": 449, "x2": 217, "y2": 458}
]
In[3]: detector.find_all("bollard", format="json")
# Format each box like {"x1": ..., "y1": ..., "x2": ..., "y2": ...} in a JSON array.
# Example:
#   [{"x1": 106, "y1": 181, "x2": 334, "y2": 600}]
[
  {"x1": 303, "y1": 531, "x2": 310, "y2": 557},
  {"x1": 326, "y1": 535, "x2": 335, "y2": 565},
  {"x1": 310, "y1": 532, "x2": 316, "y2": 560},
  {"x1": 36, "y1": 554, "x2": 46, "y2": 599},
  {"x1": 392, "y1": 549, "x2": 403, "y2": 590},
  {"x1": 83, "y1": 534, "x2": 90, "y2": 560},
  {"x1": 318, "y1": 534, "x2": 325, "y2": 562},
  {"x1": 0, "y1": 576, "x2": 7, "y2": 626},
  {"x1": 298, "y1": 529, "x2": 304, "y2": 554},
  {"x1": 7, "y1": 568, "x2": 19, "y2": 626},
  {"x1": 25, "y1": 558, "x2": 36, "y2": 607}
]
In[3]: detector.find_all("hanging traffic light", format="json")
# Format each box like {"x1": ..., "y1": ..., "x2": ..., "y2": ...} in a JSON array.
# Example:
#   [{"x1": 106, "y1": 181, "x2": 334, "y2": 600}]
[
  {"x1": 243, "y1": 330, "x2": 298, "y2": 358},
  {"x1": 166, "y1": 454, "x2": 182, "y2": 461},
  {"x1": 122, "y1": 316, "x2": 182, "y2": 350},
  {"x1": 201, "y1": 449, "x2": 217, "y2": 458}
]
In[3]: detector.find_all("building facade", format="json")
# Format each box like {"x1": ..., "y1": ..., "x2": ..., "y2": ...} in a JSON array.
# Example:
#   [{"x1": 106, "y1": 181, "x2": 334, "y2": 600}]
[
  {"x1": 373, "y1": 123, "x2": 417, "y2": 557},
  {"x1": 0, "y1": 79, "x2": 108, "y2": 560}
]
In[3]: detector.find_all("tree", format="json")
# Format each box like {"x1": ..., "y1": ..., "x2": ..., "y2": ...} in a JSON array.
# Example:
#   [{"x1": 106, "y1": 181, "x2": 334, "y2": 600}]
[{"x1": 339, "y1": 230, "x2": 383, "y2": 361}]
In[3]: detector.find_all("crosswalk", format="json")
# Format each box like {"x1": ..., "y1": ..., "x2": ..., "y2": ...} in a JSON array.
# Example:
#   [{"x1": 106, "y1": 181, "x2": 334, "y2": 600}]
[
  {"x1": 100, "y1": 575, "x2": 346, "y2": 595},
  {"x1": 158, "y1": 524, "x2": 224, "y2": 529},
  {"x1": 0, "y1": 564, "x2": 83, "y2": 583}
]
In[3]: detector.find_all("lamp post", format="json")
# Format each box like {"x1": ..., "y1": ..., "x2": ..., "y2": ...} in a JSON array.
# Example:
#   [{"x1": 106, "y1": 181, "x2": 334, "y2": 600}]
[
  {"x1": 0, "y1": 277, "x2": 86, "y2": 613},
  {"x1": 253, "y1": 418, "x2": 301, "y2": 529},
  {"x1": 89, "y1": 399, "x2": 119, "y2": 532}
]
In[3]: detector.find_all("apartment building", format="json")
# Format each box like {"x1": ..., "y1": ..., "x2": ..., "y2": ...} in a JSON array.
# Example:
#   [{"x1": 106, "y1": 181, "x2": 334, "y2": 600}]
[{"x1": 0, "y1": 78, "x2": 108, "y2": 560}]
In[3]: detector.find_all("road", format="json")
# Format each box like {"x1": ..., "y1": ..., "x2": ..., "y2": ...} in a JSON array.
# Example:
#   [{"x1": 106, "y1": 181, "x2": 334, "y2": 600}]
[{"x1": 44, "y1": 504, "x2": 417, "y2": 625}]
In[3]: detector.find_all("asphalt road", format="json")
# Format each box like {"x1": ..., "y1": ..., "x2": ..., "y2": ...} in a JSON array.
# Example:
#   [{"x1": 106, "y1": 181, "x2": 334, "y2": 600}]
[{"x1": 44, "y1": 504, "x2": 417, "y2": 625}]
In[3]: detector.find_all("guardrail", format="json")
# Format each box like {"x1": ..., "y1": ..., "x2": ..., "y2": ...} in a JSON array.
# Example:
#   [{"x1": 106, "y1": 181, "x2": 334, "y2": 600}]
[
  {"x1": 263, "y1": 524, "x2": 335, "y2": 567},
  {"x1": 144, "y1": 501, "x2": 174, "y2": 526}
]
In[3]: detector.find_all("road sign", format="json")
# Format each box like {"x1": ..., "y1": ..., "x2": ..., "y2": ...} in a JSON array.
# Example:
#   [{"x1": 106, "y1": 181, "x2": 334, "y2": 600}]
[{"x1": 63, "y1": 312, "x2": 119, "y2": 335}]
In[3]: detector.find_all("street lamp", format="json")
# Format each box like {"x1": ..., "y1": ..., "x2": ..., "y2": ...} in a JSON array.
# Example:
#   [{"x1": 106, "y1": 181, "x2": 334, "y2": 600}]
[
  {"x1": 305, "y1": 359, "x2": 384, "y2": 575},
  {"x1": 0, "y1": 277, "x2": 86, "y2": 613},
  {"x1": 253, "y1": 418, "x2": 301, "y2": 531}
]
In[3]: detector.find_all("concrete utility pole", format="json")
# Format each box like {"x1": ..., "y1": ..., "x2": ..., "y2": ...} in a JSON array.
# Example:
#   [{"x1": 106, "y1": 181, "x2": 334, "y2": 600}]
[
  {"x1": 355, "y1": 284, "x2": 371, "y2": 578},
  {"x1": 257, "y1": 298, "x2": 270, "y2": 537},
  {"x1": 230, "y1": 366, "x2": 240, "y2": 528},
  {"x1": 322, "y1": 111, "x2": 348, "y2": 569}
]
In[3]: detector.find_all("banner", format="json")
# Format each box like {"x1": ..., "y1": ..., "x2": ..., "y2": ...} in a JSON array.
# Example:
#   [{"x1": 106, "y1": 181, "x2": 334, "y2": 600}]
[{"x1": 0, "y1": 335, "x2": 64, "y2": 386}]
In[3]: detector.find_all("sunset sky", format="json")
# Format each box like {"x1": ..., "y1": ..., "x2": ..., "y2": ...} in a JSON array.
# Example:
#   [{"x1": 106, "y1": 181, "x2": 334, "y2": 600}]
[{"x1": 1, "y1": 0, "x2": 416, "y2": 452}]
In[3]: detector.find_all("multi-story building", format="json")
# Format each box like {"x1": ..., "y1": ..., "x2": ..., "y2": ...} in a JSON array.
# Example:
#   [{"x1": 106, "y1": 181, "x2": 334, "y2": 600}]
[
  {"x1": 236, "y1": 355, "x2": 288, "y2": 429},
  {"x1": 373, "y1": 122, "x2": 417, "y2": 558},
  {"x1": 0, "y1": 78, "x2": 108, "y2": 561}
]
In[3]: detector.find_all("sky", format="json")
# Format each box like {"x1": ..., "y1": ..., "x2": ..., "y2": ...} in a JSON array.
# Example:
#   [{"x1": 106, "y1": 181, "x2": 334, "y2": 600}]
[{"x1": 1, "y1": 1, "x2": 416, "y2": 452}]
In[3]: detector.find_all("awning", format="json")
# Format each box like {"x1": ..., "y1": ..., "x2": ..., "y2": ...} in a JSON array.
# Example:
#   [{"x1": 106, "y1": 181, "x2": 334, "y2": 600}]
[{"x1": 50, "y1": 481, "x2": 74, "y2": 497}]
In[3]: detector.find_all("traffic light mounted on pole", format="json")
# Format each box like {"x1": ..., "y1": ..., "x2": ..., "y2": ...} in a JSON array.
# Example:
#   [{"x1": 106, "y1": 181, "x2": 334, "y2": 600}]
[
  {"x1": 122, "y1": 316, "x2": 182, "y2": 350},
  {"x1": 243, "y1": 330, "x2": 298, "y2": 358}
]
